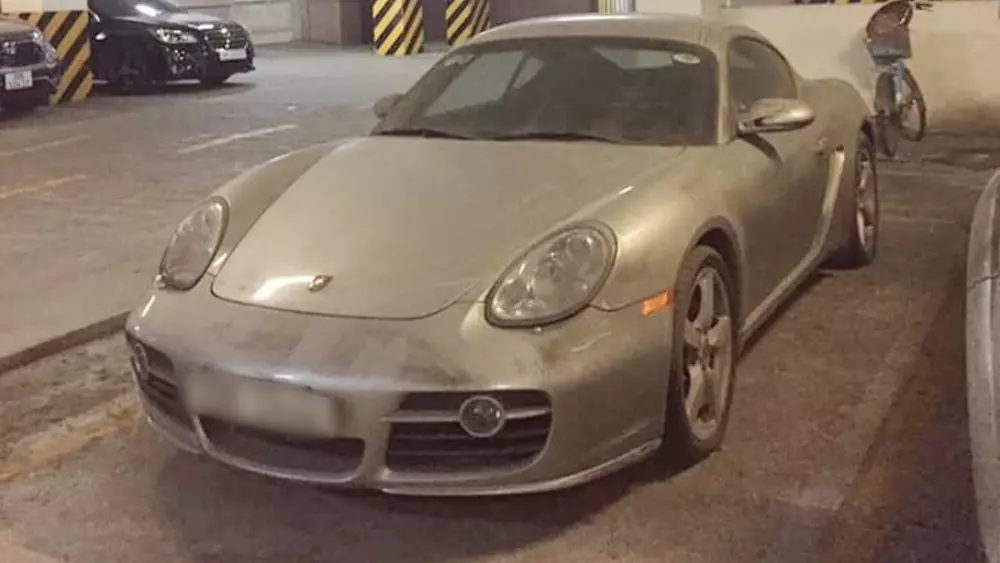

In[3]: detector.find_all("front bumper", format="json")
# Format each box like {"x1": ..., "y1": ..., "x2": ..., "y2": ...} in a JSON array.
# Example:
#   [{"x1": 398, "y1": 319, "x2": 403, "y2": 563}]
[
  {"x1": 125, "y1": 281, "x2": 673, "y2": 496},
  {"x1": 154, "y1": 41, "x2": 255, "y2": 81},
  {"x1": 0, "y1": 61, "x2": 60, "y2": 109}
]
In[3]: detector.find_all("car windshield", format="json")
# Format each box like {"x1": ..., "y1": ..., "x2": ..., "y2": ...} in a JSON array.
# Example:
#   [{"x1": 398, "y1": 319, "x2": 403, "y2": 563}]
[
  {"x1": 89, "y1": 0, "x2": 184, "y2": 17},
  {"x1": 373, "y1": 37, "x2": 719, "y2": 146}
]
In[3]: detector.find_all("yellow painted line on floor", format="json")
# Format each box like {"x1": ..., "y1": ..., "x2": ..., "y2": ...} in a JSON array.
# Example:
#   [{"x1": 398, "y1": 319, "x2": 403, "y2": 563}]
[
  {"x1": 0, "y1": 175, "x2": 87, "y2": 201},
  {"x1": 0, "y1": 532, "x2": 64, "y2": 563},
  {"x1": 178, "y1": 124, "x2": 299, "y2": 154},
  {"x1": 882, "y1": 215, "x2": 961, "y2": 226},
  {"x1": 0, "y1": 135, "x2": 89, "y2": 158},
  {"x1": 0, "y1": 393, "x2": 139, "y2": 484}
]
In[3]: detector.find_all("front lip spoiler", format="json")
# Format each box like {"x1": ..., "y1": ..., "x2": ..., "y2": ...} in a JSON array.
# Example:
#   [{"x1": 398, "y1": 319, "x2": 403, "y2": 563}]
[{"x1": 377, "y1": 439, "x2": 661, "y2": 497}]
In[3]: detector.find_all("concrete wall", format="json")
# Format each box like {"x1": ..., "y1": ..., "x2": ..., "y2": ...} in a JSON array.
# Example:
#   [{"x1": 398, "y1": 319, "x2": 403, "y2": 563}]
[
  {"x1": 490, "y1": 0, "x2": 595, "y2": 23},
  {"x1": 637, "y1": 0, "x2": 1000, "y2": 126},
  {"x1": 722, "y1": 1, "x2": 1000, "y2": 125},
  {"x1": 178, "y1": 0, "x2": 302, "y2": 44}
]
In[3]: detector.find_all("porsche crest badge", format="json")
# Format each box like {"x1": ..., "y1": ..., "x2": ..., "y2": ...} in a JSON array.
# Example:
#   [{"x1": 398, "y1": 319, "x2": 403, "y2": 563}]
[{"x1": 308, "y1": 275, "x2": 333, "y2": 293}]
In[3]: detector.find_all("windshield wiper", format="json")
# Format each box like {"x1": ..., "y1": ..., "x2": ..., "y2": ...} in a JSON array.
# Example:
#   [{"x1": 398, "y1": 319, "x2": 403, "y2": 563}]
[
  {"x1": 488, "y1": 131, "x2": 621, "y2": 143},
  {"x1": 374, "y1": 127, "x2": 471, "y2": 140}
]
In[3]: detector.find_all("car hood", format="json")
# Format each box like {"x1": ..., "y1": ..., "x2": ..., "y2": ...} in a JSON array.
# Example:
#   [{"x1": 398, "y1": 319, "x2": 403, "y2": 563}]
[
  {"x1": 0, "y1": 17, "x2": 34, "y2": 36},
  {"x1": 212, "y1": 136, "x2": 685, "y2": 319}
]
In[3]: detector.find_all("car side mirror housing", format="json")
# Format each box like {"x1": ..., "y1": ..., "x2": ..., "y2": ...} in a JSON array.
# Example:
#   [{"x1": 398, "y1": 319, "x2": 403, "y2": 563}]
[
  {"x1": 737, "y1": 98, "x2": 815, "y2": 135},
  {"x1": 373, "y1": 93, "x2": 403, "y2": 119}
]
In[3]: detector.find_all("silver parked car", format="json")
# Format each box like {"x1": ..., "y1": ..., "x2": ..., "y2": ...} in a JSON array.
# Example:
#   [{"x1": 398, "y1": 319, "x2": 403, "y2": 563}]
[
  {"x1": 967, "y1": 169, "x2": 1000, "y2": 562},
  {"x1": 125, "y1": 13, "x2": 878, "y2": 495}
]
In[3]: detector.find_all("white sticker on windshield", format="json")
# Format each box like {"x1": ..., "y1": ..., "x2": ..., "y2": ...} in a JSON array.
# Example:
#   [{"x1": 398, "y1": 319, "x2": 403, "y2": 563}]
[{"x1": 673, "y1": 52, "x2": 701, "y2": 65}]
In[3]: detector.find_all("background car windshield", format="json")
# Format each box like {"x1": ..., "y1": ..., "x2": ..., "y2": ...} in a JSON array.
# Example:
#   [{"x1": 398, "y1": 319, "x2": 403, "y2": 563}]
[
  {"x1": 89, "y1": 0, "x2": 184, "y2": 17},
  {"x1": 374, "y1": 37, "x2": 718, "y2": 146}
]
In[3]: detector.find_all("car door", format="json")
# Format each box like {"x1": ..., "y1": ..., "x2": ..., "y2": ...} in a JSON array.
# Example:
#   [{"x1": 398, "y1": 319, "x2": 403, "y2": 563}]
[{"x1": 726, "y1": 37, "x2": 831, "y2": 296}]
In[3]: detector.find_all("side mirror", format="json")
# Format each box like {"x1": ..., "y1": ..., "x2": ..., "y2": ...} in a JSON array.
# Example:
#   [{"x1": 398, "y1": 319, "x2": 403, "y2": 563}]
[
  {"x1": 373, "y1": 93, "x2": 403, "y2": 119},
  {"x1": 737, "y1": 98, "x2": 815, "y2": 135}
]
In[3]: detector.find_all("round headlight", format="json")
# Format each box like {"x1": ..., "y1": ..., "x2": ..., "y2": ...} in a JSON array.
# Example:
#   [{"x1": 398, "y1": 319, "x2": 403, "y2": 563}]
[
  {"x1": 159, "y1": 199, "x2": 228, "y2": 290},
  {"x1": 486, "y1": 226, "x2": 615, "y2": 327}
]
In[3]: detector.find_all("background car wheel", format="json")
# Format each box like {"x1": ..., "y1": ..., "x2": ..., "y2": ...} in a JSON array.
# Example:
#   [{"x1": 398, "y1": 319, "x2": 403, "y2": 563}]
[
  {"x1": 663, "y1": 245, "x2": 737, "y2": 465},
  {"x1": 201, "y1": 73, "x2": 232, "y2": 87},
  {"x1": 108, "y1": 48, "x2": 151, "y2": 94},
  {"x1": 829, "y1": 131, "x2": 880, "y2": 269}
]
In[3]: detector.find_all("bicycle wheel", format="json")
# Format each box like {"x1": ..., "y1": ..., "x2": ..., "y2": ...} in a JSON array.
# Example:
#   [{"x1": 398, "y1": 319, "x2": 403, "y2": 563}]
[
  {"x1": 874, "y1": 72, "x2": 899, "y2": 157},
  {"x1": 898, "y1": 67, "x2": 927, "y2": 142}
]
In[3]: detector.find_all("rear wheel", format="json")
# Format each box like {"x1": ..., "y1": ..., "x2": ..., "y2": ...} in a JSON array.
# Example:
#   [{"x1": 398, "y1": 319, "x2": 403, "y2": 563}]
[
  {"x1": 897, "y1": 67, "x2": 927, "y2": 142},
  {"x1": 830, "y1": 131, "x2": 880, "y2": 269},
  {"x1": 662, "y1": 246, "x2": 737, "y2": 465},
  {"x1": 874, "y1": 72, "x2": 899, "y2": 157}
]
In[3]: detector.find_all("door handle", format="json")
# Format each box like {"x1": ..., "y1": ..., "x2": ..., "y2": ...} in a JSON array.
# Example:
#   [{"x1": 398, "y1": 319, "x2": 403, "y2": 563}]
[{"x1": 814, "y1": 137, "x2": 829, "y2": 154}]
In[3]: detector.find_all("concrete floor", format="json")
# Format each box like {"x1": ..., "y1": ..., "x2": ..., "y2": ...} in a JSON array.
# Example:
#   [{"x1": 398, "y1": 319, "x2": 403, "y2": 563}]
[{"x1": 0, "y1": 45, "x2": 996, "y2": 563}]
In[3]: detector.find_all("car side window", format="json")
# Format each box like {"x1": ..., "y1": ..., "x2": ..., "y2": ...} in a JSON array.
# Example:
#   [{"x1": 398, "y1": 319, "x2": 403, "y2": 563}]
[{"x1": 727, "y1": 38, "x2": 797, "y2": 113}]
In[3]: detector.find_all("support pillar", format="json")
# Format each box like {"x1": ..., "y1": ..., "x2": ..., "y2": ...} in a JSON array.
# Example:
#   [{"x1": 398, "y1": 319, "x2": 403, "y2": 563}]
[
  {"x1": 372, "y1": 0, "x2": 426, "y2": 56},
  {"x1": 1, "y1": 0, "x2": 93, "y2": 104},
  {"x1": 445, "y1": 0, "x2": 491, "y2": 46}
]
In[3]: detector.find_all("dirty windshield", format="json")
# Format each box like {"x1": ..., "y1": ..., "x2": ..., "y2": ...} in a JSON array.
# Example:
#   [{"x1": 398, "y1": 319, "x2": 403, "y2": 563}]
[{"x1": 373, "y1": 37, "x2": 718, "y2": 146}]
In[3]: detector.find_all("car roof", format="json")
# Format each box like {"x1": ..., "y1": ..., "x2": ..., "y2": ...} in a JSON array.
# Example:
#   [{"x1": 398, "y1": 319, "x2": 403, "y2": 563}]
[{"x1": 465, "y1": 13, "x2": 771, "y2": 57}]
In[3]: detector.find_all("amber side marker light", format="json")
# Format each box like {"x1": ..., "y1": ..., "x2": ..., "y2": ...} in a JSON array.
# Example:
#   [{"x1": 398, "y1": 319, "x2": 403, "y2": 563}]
[{"x1": 641, "y1": 290, "x2": 674, "y2": 317}]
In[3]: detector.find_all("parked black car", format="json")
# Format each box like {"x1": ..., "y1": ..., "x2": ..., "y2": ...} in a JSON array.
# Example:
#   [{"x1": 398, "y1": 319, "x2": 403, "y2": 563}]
[
  {"x1": 0, "y1": 16, "x2": 62, "y2": 113},
  {"x1": 87, "y1": 0, "x2": 255, "y2": 91}
]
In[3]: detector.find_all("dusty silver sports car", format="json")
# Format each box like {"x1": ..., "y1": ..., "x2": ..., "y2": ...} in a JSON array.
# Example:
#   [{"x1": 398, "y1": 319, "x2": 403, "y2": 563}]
[{"x1": 125, "y1": 13, "x2": 879, "y2": 495}]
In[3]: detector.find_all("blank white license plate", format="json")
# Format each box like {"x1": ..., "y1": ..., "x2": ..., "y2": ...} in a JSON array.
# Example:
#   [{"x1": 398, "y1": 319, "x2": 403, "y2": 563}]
[
  {"x1": 4, "y1": 71, "x2": 32, "y2": 91},
  {"x1": 217, "y1": 48, "x2": 247, "y2": 62},
  {"x1": 184, "y1": 375, "x2": 335, "y2": 436}
]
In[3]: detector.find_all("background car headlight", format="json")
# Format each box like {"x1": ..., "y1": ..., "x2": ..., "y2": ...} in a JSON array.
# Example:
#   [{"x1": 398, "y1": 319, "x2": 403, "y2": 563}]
[
  {"x1": 152, "y1": 28, "x2": 199, "y2": 44},
  {"x1": 31, "y1": 30, "x2": 59, "y2": 64},
  {"x1": 487, "y1": 226, "x2": 616, "y2": 327},
  {"x1": 158, "y1": 199, "x2": 228, "y2": 290}
]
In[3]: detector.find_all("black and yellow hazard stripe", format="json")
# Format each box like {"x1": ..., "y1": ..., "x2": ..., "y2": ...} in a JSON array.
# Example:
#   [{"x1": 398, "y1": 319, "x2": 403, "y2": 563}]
[
  {"x1": 11, "y1": 11, "x2": 92, "y2": 104},
  {"x1": 372, "y1": 0, "x2": 425, "y2": 57},
  {"x1": 445, "y1": 0, "x2": 491, "y2": 46}
]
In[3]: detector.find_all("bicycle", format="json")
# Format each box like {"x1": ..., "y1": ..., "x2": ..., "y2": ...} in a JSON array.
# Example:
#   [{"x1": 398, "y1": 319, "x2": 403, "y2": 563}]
[{"x1": 863, "y1": 0, "x2": 931, "y2": 157}]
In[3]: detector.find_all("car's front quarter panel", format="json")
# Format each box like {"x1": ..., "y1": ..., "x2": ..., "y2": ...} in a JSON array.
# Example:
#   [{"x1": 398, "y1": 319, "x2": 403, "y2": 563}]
[{"x1": 584, "y1": 149, "x2": 740, "y2": 317}]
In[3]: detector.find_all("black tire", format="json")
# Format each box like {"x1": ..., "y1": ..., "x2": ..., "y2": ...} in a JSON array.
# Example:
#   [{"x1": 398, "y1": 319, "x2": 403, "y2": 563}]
[
  {"x1": 897, "y1": 67, "x2": 927, "y2": 142},
  {"x1": 107, "y1": 47, "x2": 151, "y2": 94},
  {"x1": 662, "y1": 245, "x2": 738, "y2": 465},
  {"x1": 874, "y1": 72, "x2": 899, "y2": 157},
  {"x1": 829, "y1": 131, "x2": 880, "y2": 269}
]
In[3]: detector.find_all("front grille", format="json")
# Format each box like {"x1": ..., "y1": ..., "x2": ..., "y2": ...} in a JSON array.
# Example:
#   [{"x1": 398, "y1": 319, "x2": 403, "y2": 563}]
[
  {"x1": 200, "y1": 417, "x2": 365, "y2": 475},
  {"x1": 202, "y1": 24, "x2": 249, "y2": 50},
  {"x1": 137, "y1": 364, "x2": 194, "y2": 431},
  {"x1": 0, "y1": 38, "x2": 42, "y2": 67},
  {"x1": 127, "y1": 336, "x2": 193, "y2": 430},
  {"x1": 386, "y1": 391, "x2": 552, "y2": 473}
]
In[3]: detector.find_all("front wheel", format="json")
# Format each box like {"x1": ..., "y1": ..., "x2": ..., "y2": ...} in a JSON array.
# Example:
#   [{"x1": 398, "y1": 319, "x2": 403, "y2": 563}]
[
  {"x1": 897, "y1": 67, "x2": 927, "y2": 142},
  {"x1": 662, "y1": 246, "x2": 737, "y2": 465}
]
